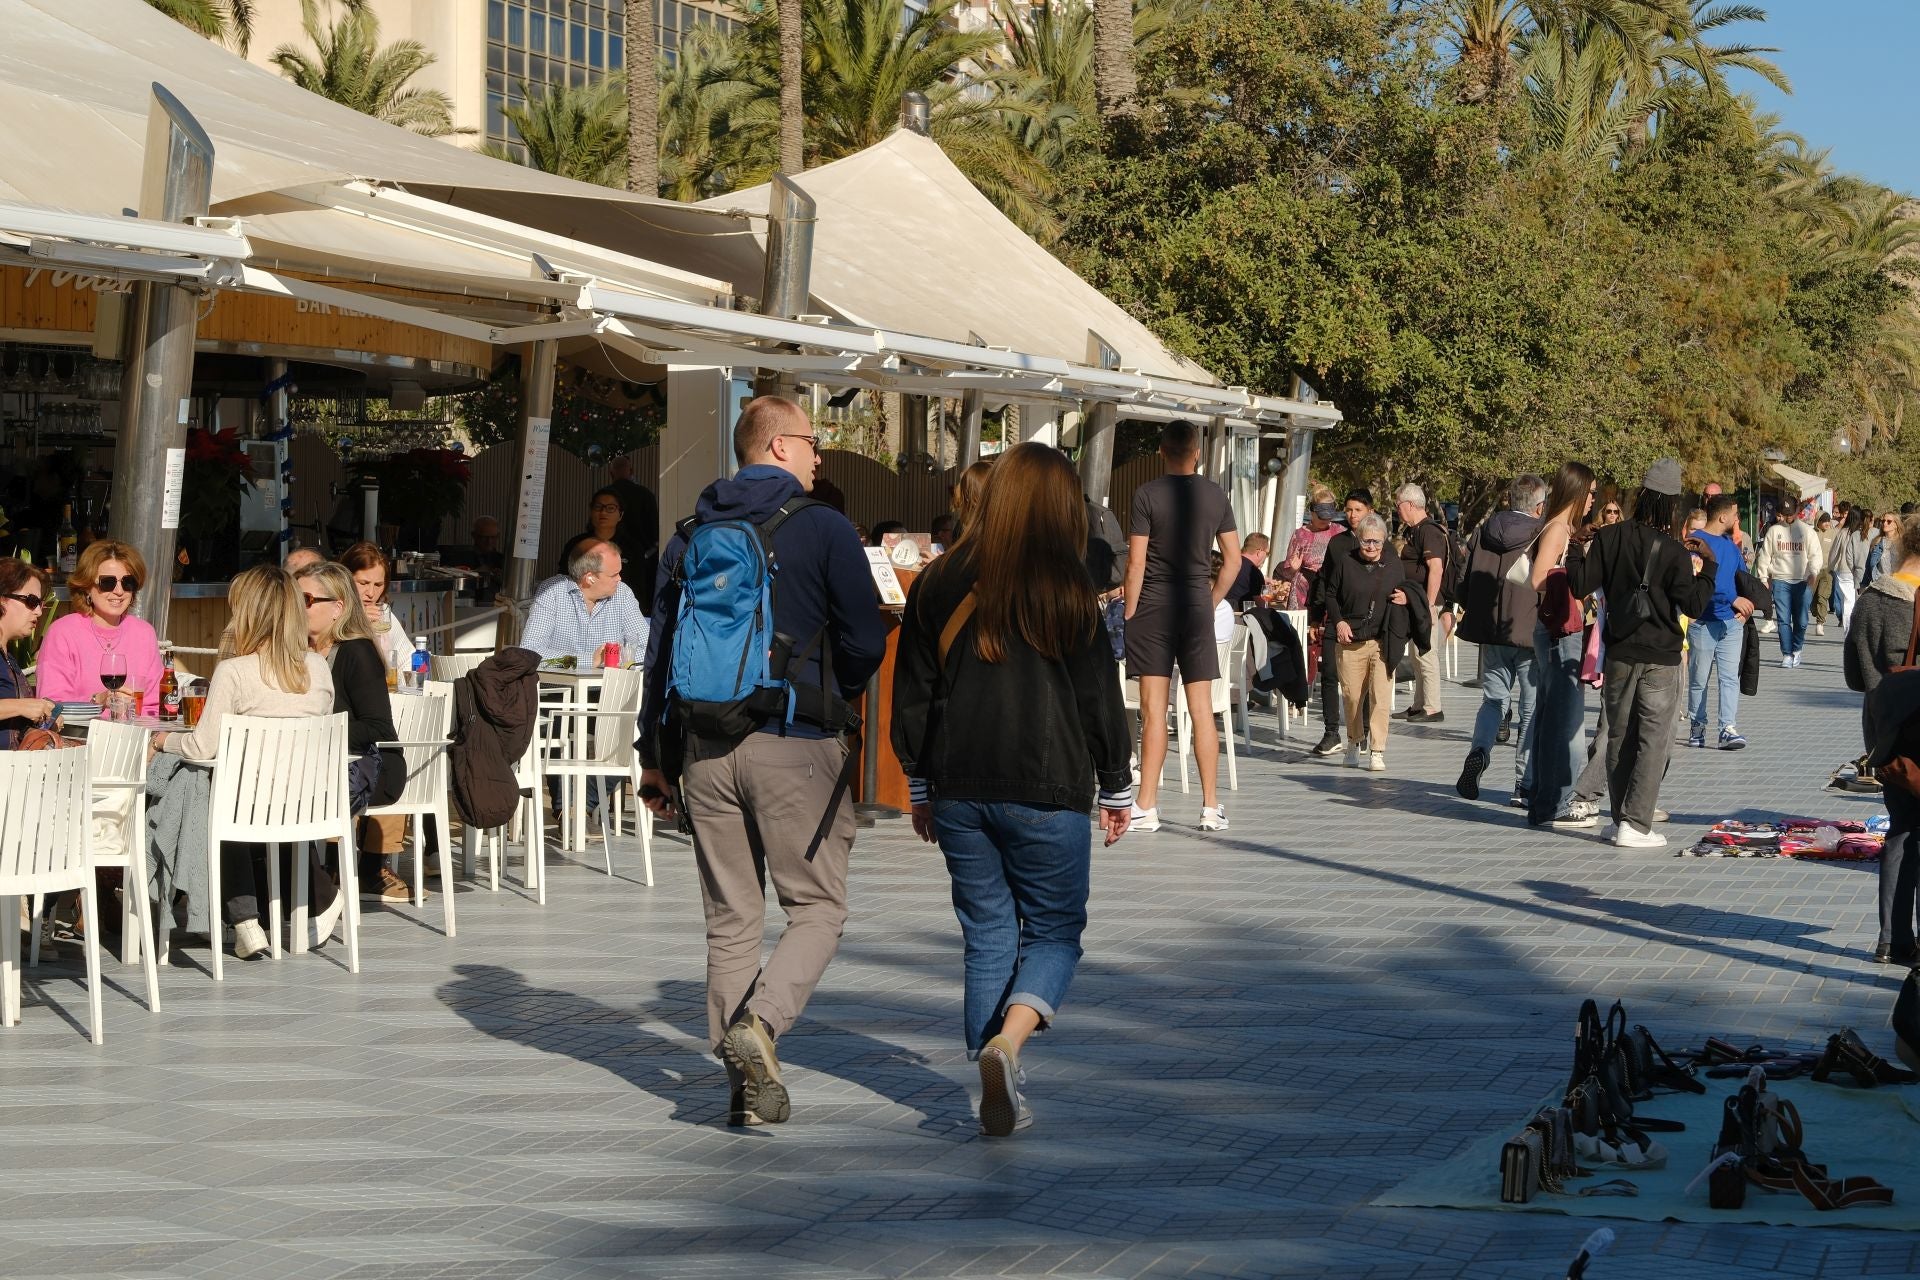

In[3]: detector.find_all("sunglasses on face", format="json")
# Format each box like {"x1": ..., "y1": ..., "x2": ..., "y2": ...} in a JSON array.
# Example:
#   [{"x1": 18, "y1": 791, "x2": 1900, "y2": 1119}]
[
  {"x1": 92, "y1": 575, "x2": 139, "y2": 594},
  {"x1": 4, "y1": 592, "x2": 45, "y2": 611},
  {"x1": 780, "y1": 432, "x2": 822, "y2": 451},
  {"x1": 302, "y1": 593, "x2": 340, "y2": 609}
]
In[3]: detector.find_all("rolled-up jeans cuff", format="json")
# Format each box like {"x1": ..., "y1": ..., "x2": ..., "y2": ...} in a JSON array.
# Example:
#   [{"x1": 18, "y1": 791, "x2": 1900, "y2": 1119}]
[{"x1": 1007, "y1": 991, "x2": 1058, "y2": 1025}]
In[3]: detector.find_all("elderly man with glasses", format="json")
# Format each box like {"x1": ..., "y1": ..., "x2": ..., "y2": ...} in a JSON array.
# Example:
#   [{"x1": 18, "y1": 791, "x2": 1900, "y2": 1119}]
[{"x1": 523, "y1": 539, "x2": 649, "y2": 669}]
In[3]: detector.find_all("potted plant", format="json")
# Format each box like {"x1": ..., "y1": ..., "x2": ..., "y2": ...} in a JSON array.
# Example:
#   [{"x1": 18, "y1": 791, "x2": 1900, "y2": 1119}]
[{"x1": 178, "y1": 427, "x2": 254, "y2": 581}]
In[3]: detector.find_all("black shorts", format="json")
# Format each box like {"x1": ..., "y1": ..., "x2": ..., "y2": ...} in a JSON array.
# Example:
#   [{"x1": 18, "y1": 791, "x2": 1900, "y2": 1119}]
[{"x1": 1124, "y1": 594, "x2": 1220, "y2": 682}]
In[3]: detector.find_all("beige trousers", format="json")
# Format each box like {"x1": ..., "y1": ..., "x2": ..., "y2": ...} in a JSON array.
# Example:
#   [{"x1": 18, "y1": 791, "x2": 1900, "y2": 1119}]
[
  {"x1": 681, "y1": 732, "x2": 855, "y2": 1051},
  {"x1": 1337, "y1": 639, "x2": 1391, "y2": 751}
]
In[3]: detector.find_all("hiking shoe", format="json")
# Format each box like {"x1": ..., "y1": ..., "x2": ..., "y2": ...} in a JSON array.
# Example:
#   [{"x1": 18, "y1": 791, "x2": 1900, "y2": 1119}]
[
  {"x1": 1688, "y1": 724, "x2": 1707, "y2": 749},
  {"x1": 1612, "y1": 823, "x2": 1669, "y2": 850},
  {"x1": 1719, "y1": 727, "x2": 1747, "y2": 751},
  {"x1": 1200, "y1": 806, "x2": 1229, "y2": 832},
  {"x1": 1344, "y1": 744, "x2": 1361, "y2": 769},
  {"x1": 1368, "y1": 752, "x2": 1387, "y2": 772},
  {"x1": 233, "y1": 919, "x2": 270, "y2": 961},
  {"x1": 1129, "y1": 804, "x2": 1161, "y2": 833},
  {"x1": 1310, "y1": 731, "x2": 1344, "y2": 757},
  {"x1": 978, "y1": 1034, "x2": 1031, "y2": 1137},
  {"x1": 720, "y1": 1012, "x2": 790, "y2": 1125},
  {"x1": 1456, "y1": 748, "x2": 1489, "y2": 800}
]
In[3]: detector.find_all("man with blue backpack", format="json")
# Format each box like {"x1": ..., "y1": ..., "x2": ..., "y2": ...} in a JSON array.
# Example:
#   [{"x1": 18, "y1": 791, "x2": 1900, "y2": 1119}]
[{"x1": 638, "y1": 395, "x2": 887, "y2": 1128}]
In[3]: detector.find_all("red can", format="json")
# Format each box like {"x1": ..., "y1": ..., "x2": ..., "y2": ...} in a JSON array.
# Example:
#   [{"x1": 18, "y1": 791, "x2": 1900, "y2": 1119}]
[{"x1": 600, "y1": 641, "x2": 622, "y2": 669}]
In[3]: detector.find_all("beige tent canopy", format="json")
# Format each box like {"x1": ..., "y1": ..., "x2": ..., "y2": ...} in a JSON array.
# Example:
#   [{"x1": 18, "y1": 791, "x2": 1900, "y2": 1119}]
[
  {"x1": 1771, "y1": 461, "x2": 1829, "y2": 501},
  {"x1": 695, "y1": 130, "x2": 1214, "y2": 385}
]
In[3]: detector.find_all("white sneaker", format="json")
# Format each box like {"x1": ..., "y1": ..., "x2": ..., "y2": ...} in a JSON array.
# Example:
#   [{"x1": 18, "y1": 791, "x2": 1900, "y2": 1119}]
[
  {"x1": 1815, "y1": 622, "x2": 1826, "y2": 636},
  {"x1": 1613, "y1": 823, "x2": 1669, "y2": 850},
  {"x1": 1344, "y1": 744, "x2": 1361, "y2": 768},
  {"x1": 233, "y1": 918, "x2": 270, "y2": 961},
  {"x1": 1130, "y1": 805, "x2": 1161, "y2": 833},
  {"x1": 309, "y1": 891, "x2": 346, "y2": 950},
  {"x1": 1200, "y1": 806, "x2": 1229, "y2": 831},
  {"x1": 1781, "y1": 655, "x2": 1794, "y2": 669},
  {"x1": 1368, "y1": 752, "x2": 1386, "y2": 772}
]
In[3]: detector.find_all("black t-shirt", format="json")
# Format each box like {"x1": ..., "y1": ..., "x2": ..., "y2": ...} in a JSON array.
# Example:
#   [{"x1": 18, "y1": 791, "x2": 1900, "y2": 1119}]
[
  {"x1": 1226, "y1": 557, "x2": 1265, "y2": 610},
  {"x1": 1129, "y1": 474, "x2": 1237, "y2": 600},
  {"x1": 1400, "y1": 518, "x2": 1448, "y2": 601}
]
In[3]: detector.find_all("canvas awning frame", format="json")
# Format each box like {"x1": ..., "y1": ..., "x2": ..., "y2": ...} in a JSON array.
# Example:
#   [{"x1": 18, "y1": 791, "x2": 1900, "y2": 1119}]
[{"x1": 0, "y1": 196, "x2": 1342, "y2": 433}]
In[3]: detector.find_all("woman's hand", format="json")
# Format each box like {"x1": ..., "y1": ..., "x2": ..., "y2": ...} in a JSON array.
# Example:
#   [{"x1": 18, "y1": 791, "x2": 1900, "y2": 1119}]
[
  {"x1": 2, "y1": 697, "x2": 57, "y2": 723},
  {"x1": 1389, "y1": 588, "x2": 1408, "y2": 606},
  {"x1": 910, "y1": 801, "x2": 937, "y2": 843},
  {"x1": 1336, "y1": 621, "x2": 1354, "y2": 644}
]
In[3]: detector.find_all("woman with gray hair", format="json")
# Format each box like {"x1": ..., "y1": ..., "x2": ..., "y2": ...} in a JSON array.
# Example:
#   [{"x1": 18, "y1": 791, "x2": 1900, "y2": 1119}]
[{"x1": 1324, "y1": 512, "x2": 1411, "y2": 770}]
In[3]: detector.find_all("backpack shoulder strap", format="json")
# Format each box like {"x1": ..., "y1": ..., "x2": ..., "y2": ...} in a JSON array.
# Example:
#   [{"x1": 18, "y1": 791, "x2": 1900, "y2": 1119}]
[
  {"x1": 760, "y1": 496, "x2": 826, "y2": 541},
  {"x1": 938, "y1": 591, "x2": 978, "y2": 668}
]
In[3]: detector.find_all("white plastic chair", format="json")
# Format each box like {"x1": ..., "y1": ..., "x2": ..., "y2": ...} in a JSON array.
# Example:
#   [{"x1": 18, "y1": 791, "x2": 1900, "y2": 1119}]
[
  {"x1": 70, "y1": 721, "x2": 161, "y2": 1013},
  {"x1": 543, "y1": 667, "x2": 646, "y2": 880},
  {"x1": 203, "y1": 712, "x2": 358, "y2": 980},
  {"x1": 1223, "y1": 622, "x2": 1255, "y2": 754},
  {"x1": 366, "y1": 691, "x2": 456, "y2": 938},
  {"x1": 429, "y1": 653, "x2": 489, "y2": 684},
  {"x1": 1, "y1": 747, "x2": 105, "y2": 1043},
  {"x1": 468, "y1": 726, "x2": 547, "y2": 901},
  {"x1": 1175, "y1": 641, "x2": 1239, "y2": 793}
]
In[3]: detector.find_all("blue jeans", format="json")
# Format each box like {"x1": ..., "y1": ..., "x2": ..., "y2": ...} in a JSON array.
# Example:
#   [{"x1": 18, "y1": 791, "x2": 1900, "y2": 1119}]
[
  {"x1": 934, "y1": 799, "x2": 1092, "y2": 1053},
  {"x1": 1771, "y1": 580, "x2": 1810, "y2": 656},
  {"x1": 1526, "y1": 622, "x2": 1587, "y2": 825},
  {"x1": 1472, "y1": 642, "x2": 1535, "y2": 785},
  {"x1": 1686, "y1": 617, "x2": 1742, "y2": 733}
]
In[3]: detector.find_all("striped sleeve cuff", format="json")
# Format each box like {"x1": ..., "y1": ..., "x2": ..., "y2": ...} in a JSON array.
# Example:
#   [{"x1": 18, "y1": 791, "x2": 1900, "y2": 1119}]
[
  {"x1": 908, "y1": 778, "x2": 931, "y2": 805},
  {"x1": 1098, "y1": 785, "x2": 1134, "y2": 811}
]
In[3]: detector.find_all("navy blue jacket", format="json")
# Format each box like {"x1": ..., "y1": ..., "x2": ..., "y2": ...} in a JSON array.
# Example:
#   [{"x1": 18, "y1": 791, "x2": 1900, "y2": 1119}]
[{"x1": 639, "y1": 465, "x2": 886, "y2": 766}]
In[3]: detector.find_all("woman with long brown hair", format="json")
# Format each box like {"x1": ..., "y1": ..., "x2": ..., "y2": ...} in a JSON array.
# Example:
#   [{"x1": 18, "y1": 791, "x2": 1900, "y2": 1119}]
[
  {"x1": 1524, "y1": 461, "x2": 1597, "y2": 829},
  {"x1": 950, "y1": 458, "x2": 994, "y2": 543},
  {"x1": 893, "y1": 442, "x2": 1132, "y2": 1138}
]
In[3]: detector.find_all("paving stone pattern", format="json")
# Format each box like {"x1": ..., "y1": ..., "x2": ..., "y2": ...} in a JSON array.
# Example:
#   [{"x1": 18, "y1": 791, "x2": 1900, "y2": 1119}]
[{"x1": 3, "y1": 631, "x2": 1914, "y2": 1278}]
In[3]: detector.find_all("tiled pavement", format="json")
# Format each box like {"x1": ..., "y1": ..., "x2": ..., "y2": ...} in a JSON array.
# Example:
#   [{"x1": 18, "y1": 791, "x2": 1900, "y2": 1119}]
[{"x1": 4, "y1": 628, "x2": 1916, "y2": 1279}]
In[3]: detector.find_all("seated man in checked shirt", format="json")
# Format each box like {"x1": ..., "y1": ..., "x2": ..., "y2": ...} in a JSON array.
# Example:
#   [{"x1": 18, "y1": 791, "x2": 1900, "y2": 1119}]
[{"x1": 521, "y1": 539, "x2": 649, "y2": 829}]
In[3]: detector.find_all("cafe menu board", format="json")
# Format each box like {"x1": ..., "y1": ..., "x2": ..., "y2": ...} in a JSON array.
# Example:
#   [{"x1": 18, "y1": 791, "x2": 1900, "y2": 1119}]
[
  {"x1": 513, "y1": 416, "x2": 551, "y2": 560},
  {"x1": 866, "y1": 547, "x2": 907, "y2": 607}
]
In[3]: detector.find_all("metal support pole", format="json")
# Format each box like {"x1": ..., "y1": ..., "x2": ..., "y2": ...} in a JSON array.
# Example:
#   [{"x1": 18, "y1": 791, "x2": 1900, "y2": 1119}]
[
  {"x1": 753, "y1": 173, "x2": 816, "y2": 401},
  {"x1": 1274, "y1": 425, "x2": 1317, "y2": 551},
  {"x1": 507, "y1": 340, "x2": 559, "y2": 609},
  {"x1": 901, "y1": 395, "x2": 929, "y2": 463},
  {"x1": 1079, "y1": 402, "x2": 1117, "y2": 505},
  {"x1": 112, "y1": 85, "x2": 213, "y2": 642},
  {"x1": 958, "y1": 389, "x2": 984, "y2": 469},
  {"x1": 265, "y1": 357, "x2": 292, "y2": 563}
]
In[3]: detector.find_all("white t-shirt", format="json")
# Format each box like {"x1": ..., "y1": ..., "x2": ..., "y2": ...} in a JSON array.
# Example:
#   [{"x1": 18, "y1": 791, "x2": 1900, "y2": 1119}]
[{"x1": 1213, "y1": 600, "x2": 1236, "y2": 645}]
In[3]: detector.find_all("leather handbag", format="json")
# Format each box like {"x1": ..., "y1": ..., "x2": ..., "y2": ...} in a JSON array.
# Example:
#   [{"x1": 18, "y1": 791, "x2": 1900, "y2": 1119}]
[
  {"x1": 1500, "y1": 1128, "x2": 1545, "y2": 1204},
  {"x1": 1539, "y1": 564, "x2": 1584, "y2": 639}
]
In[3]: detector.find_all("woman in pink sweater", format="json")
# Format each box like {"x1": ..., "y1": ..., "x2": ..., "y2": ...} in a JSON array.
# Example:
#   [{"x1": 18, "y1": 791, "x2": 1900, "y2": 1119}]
[{"x1": 37, "y1": 541, "x2": 165, "y2": 716}]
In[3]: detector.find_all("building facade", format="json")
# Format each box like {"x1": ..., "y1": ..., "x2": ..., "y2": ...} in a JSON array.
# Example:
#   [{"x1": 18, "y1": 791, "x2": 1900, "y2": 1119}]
[{"x1": 243, "y1": 0, "x2": 743, "y2": 162}]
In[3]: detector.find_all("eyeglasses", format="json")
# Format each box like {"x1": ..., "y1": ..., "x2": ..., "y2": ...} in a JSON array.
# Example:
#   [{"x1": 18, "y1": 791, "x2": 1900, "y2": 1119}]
[
  {"x1": 779, "y1": 432, "x2": 822, "y2": 451},
  {"x1": 590, "y1": 503, "x2": 622, "y2": 514},
  {"x1": 1358, "y1": 539, "x2": 1385, "y2": 548},
  {"x1": 4, "y1": 592, "x2": 45, "y2": 611},
  {"x1": 92, "y1": 575, "x2": 139, "y2": 594},
  {"x1": 302, "y1": 593, "x2": 340, "y2": 609}
]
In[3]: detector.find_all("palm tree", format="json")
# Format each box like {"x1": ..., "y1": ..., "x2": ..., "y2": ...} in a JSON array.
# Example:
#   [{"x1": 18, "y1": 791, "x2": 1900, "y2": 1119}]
[
  {"x1": 1518, "y1": 16, "x2": 1687, "y2": 175},
  {"x1": 483, "y1": 77, "x2": 628, "y2": 187},
  {"x1": 146, "y1": 0, "x2": 255, "y2": 54},
  {"x1": 660, "y1": 27, "x2": 776, "y2": 201},
  {"x1": 1092, "y1": 0, "x2": 1138, "y2": 123},
  {"x1": 778, "y1": 0, "x2": 805, "y2": 172},
  {"x1": 625, "y1": 1, "x2": 660, "y2": 194},
  {"x1": 996, "y1": 2, "x2": 1191, "y2": 169},
  {"x1": 1433, "y1": 0, "x2": 1681, "y2": 107},
  {"x1": 270, "y1": 0, "x2": 468, "y2": 138}
]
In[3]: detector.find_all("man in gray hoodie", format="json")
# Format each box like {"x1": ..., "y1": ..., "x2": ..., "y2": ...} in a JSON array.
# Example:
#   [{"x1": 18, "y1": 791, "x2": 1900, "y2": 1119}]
[{"x1": 1454, "y1": 475, "x2": 1545, "y2": 803}]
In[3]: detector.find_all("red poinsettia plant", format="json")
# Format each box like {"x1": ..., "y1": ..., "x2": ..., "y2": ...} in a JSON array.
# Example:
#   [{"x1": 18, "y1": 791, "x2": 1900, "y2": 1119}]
[{"x1": 179, "y1": 427, "x2": 256, "y2": 544}]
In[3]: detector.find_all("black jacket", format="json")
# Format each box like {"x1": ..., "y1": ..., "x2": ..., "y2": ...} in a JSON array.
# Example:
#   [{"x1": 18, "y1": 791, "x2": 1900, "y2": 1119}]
[
  {"x1": 1568, "y1": 521, "x2": 1714, "y2": 666},
  {"x1": 891, "y1": 553, "x2": 1131, "y2": 812},
  {"x1": 606, "y1": 476, "x2": 661, "y2": 616},
  {"x1": 1226, "y1": 557, "x2": 1266, "y2": 610},
  {"x1": 641, "y1": 465, "x2": 887, "y2": 767},
  {"x1": 329, "y1": 637, "x2": 404, "y2": 808},
  {"x1": 1456, "y1": 509, "x2": 1541, "y2": 648},
  {"x1": 1325, "y1": 549, "x2": 1405, "y2": 642},
  {"x1": 450, "y1": 647, "x2": 541, "y2": 828},
  {"x1": 1085, "y1": 496, "x2": 1128, "y2": 591},
  {"x1": 1865, "y1": 668, "x2": 1920, "y2": 768},
  {"x1": 1309, "y1": 527, "x2": 1361, "y2": 624}
]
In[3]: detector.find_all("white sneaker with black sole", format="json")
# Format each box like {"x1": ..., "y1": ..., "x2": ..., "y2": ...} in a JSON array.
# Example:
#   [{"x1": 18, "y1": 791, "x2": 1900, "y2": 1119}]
[
  {"x1": 1129, "y1": 805, "x2": 1161, "y2": 833},
  {"x1": 1200, "y1": 806, "x2": 1228, "y2": 832}
]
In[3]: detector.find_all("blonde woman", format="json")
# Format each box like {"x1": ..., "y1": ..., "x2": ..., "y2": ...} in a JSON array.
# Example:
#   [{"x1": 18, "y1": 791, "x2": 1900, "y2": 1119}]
[
  {"x1": 299, "y1": 561, "x2": 414, "y2": 915},
  {"x1": 153, "y1": 565, "x2": 333, "y2": 959}
]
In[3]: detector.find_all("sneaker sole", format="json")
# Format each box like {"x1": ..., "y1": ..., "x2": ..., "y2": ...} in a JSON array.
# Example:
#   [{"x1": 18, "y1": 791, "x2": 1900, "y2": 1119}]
[
  {"x1": 1721, "y1": 741, "x2": 1746, "y2": 751},
  {"x1": 1456, "y1": 757, "x2": 1487, "y2": 800},
  {"x1": 978, "y1": 1044, "x2": 1019, "y2": 1138},
  {"x1": 720, "y1": 1025, "x2": 791, "y2": 1125}
]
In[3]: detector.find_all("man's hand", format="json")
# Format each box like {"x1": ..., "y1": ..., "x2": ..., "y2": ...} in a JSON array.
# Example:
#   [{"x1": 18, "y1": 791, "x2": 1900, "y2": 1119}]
[
  {"x1": 911, "y1": 801, "x2": 937, "y2": 843},
  {"x1": 1732, "y1": 596, "x2": 1755, "y2": 621},
  {"x1": 638, "y1": 767, "x2": 677, "y2": 818},
  {"x1": 1099, "y1": 806, "x2": 1130, "y2": 846},
  {"x1": 1336, "y1": 621, "x2": 1354, "y2": 644}
]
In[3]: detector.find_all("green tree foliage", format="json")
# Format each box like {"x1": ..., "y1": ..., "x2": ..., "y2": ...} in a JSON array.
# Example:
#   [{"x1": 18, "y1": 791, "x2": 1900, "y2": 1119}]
[
  {"x1": 1059, "y1": 0, "x2": 1918, "y2": 503},
  {"x1": 146, "y1": 0, "x2": 255, "y2": 54},
  {"x1": 483, "y1": 76, "x2": 629, "y2": 187}
]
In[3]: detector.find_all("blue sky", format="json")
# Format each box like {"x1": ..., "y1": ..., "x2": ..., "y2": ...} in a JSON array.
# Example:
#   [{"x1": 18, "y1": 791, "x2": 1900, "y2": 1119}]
[{"x1": 1742, "y1": 0, "x2": 1917, "y2": 195}]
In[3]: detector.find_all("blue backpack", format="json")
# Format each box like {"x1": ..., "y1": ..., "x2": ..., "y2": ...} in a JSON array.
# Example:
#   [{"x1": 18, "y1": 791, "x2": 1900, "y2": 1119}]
[{"x1": 666, "y1": 497, "x2": 851, "y2": 740}]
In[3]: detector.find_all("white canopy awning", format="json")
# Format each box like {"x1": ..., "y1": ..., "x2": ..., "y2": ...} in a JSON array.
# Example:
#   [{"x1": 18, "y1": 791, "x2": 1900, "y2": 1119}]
[
  {"x1": 1771, "y1": 461, "x2": 1829, "y2": 500},
  {"x1": 695, "y1": 131, "x2": 1213, "y2": 385}
]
